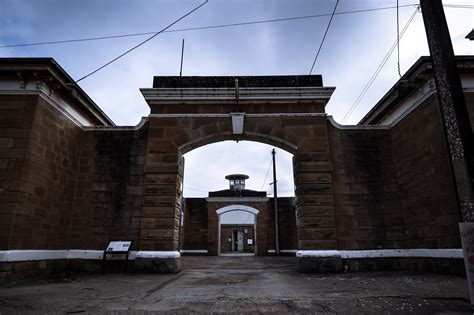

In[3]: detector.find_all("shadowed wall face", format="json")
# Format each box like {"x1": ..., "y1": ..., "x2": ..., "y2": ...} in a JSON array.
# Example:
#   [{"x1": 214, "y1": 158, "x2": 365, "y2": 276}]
[
  {"x1": 390, "y1": 95, "x2": 460, "y2": 248},
  {"x1": 85, "y1": 125, "x2": 149, "y2": 251},
  {"x1": 0, "y1": 95, "x2": 36, "y2": 250}
]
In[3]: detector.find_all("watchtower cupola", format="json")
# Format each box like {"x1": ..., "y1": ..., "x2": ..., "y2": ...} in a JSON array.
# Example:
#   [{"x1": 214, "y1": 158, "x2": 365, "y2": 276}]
[{"x1": 225, "y1": 174, "x2": 249, "y2": 191}]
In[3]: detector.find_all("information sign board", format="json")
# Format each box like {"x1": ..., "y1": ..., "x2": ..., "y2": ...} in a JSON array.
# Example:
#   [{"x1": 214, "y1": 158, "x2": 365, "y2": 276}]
[
  {"x1": 103, "y1": 240, "x2": 133, "y2": 274},
  {"x1": 106, "y1": 241, "x2": 132, "y2": 253}
]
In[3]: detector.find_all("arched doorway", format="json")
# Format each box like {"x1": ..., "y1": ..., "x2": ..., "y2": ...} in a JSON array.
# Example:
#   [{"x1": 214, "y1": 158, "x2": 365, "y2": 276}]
[
  {"x1": 139, "y1": 75, "x2": 336, "y2": 270},
  {"x1": 216, "y1": 205, "x2": 260, "y2": 256}
]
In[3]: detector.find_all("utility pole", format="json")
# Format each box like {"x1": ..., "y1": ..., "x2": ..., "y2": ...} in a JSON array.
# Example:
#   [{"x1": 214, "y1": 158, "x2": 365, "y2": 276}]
[
  {"x1": 272, "y1": 149, "x2": 280, "y2": 255},
  {"x1": 420, "y1": 0, "x2": 474, "y2": 222},
  {"x1": 419, "y1": 0, "x2": 474, "y2": 304},
  {"x1": 178, "y1": 157, "x2": 185, "y2": 252}
]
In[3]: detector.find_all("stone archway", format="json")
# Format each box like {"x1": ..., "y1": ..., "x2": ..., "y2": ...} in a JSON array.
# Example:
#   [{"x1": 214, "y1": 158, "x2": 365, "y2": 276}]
[
  {"x1": 216, "y1": 205, "x2": 260, "y2": 256},
  {"x1": 139, "y1": 75, "x2": 336, "y2": 270}
]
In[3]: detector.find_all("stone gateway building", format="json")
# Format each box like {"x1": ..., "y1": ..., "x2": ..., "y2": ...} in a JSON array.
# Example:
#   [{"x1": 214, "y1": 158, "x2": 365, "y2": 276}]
[
  {"x1": 0, "y1": 56, "x2": 473, "y2": 280},
  {"x1": 182, "y1": 174, "x2": 297, "y2": 256}
]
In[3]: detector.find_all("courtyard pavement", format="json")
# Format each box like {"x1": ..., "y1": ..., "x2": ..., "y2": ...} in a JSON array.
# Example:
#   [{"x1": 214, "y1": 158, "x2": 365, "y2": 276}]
[{"x1": 0, "y1": 256, "x2": 473, "y2": 313}]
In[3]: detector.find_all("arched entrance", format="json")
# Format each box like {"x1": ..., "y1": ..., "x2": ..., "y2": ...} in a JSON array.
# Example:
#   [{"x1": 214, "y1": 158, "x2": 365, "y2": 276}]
[
  {"x1": 139, "y1": 75, "x2": 336, "y2": 270},
  {"x1": 216, "y1": 205, "x2": 260, "y2": 256}
]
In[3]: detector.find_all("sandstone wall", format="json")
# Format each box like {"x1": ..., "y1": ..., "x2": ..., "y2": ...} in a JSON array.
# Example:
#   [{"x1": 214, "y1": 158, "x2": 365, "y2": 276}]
[
  {"x1": 328, "y1": 123, "x2": 400, "y2": 249},
  {"x1": 82, "y1": 123, "x2": 149, "y2": 251},
  {"x1": 267, "y1": 197, "x2": 298, "y2": 251},
  {"x1": 2, "y1": 91, "x2": 472, "y2": 254},
  {"x1": 3, "y1": 96, "x2": 87, "y2": 250},
  {"x1": 391, "y1": 95, "x2": 460, "y2": 248},
  {"x1": 0, "y1": 95, "x2": 37, "y2": 249},
  {"x1": 0, "y1": 94, "x2": 149, "y2": 252},
  {"x1": 182, "y1": 198, "x2": 208, "y2": 250}
]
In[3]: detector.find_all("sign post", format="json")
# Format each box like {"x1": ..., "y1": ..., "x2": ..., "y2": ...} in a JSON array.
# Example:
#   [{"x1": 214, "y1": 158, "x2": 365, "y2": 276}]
[{"x1": 102, "y1": 240, "x2": 133, "y2": 274}]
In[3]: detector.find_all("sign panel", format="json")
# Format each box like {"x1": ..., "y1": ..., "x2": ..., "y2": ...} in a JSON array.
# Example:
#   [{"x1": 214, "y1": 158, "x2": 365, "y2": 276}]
[
  {"x1": 106, "y1": 241, "x2": 132, "y2": 252},
  {"x1": 459, "y1": 223, "x2": 474, "y2": 304},
  {"x1": 247, "y1": 239, "x2": 253, "y2": 245}
]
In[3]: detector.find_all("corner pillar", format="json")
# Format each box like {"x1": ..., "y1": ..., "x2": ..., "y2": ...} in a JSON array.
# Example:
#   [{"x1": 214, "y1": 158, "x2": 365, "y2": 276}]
[
  {"x1": 293, "y1": 120, "x2": 337, "y2": 271},
  {"x1": 138, "y1": 118, "x2": 183, "y2": 272}
]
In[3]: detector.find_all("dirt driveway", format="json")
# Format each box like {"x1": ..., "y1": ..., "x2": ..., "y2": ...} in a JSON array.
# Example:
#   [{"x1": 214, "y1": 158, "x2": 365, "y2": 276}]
[{"x1": 0, "y1": 256, "x2": 472, "y2": 313}]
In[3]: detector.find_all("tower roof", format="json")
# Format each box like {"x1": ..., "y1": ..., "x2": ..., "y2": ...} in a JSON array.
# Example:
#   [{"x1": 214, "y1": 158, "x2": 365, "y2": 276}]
[{"x1": 225, "y1": 174, "x2": 249, "y2": 180}]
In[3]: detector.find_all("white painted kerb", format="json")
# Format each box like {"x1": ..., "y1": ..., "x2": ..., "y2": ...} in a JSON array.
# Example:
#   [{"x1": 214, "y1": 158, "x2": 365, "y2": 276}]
[
  {"x1": 0, "y1": 250, "x2": 181, "y2": 262},
  {"x1": 0, "y1": 249, "x2": 463, "y2": 262},
  {"x1": 133, "y1": 251, "x2": 180, "y2": 259},
  {"x1": 296, "y1": 249, "x2": 463, "y2": 259}
]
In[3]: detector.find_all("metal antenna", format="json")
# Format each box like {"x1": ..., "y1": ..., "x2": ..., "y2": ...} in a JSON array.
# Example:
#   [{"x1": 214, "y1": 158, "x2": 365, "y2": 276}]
[
  {"x1": 235, "y1": 78, "x2": 239, "y2": 104},
  {"x1": 180, "y1": 39, "x2": 185, "y2": 76}
]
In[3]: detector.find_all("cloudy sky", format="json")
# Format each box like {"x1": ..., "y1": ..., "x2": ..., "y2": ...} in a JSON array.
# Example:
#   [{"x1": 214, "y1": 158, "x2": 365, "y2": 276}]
[{"x1": 1, "y1": 0, "x2": 473, "y2": 203}]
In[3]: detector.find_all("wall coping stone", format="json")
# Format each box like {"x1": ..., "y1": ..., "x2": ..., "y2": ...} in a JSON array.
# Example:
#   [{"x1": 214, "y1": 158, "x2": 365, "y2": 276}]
[{"x1": 141, "y1": 87, "x2": 336, "y2": 106}]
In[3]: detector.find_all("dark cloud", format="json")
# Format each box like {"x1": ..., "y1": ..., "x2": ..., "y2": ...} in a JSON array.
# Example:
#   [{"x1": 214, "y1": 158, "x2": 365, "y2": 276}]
[{"x1": 1, "y1": 0, "x2": 471, "y2": 195}]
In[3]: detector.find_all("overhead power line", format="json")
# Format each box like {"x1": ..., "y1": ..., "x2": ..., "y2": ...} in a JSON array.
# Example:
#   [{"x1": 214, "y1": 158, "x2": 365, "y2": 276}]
[
  {"x1": 0, "y1": 3, "x2": 420, "y2": 49},
  {"x1": 309, "y1": 0, "x2": 339, "y2": 75},
  {"x1": 397, "y1": 0, "x2": 401, "y2": 77},
  {"x1": 260, "y1": 157, "x2": 273, "y2": 191},
  {"x1": 341, "y1": 7, "x2": 418, "y2": 124},
  {"x1": 75, "y1": 0, "x2": 208, "y2": 83},
  {"x1": 1, "y1": 3, "x2": 470, "y2": 50},
  {"x1": 184, "y1": 186, "x2": 209, "y2": 193}
]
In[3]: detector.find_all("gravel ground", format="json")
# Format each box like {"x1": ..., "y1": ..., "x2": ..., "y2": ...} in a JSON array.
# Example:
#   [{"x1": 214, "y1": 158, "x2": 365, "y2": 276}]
[{"x1": 0, "y1": 256, "x2": 472, "y2": 314}]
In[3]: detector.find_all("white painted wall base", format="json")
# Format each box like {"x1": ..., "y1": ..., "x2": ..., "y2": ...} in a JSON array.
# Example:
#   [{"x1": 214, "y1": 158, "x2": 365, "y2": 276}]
[
  {"x1": 0, "y1": 250, "x2": 181, "y2": 262},
  {"x1": 0, "y1": 249, "x2": 463, "y2": 262},
  {"x1": 296, "y1": 249, "x2": 463, "y2": 259}
]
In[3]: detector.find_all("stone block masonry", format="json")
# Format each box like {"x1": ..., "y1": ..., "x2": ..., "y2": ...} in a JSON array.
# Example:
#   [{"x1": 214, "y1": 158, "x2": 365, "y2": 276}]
[
  {"x1": 0, "y1": 95, "x2": 37, "y2": 250},
  {"x1": 4, "y1": 95, "x2": 87, "y2": 250},
  {"x1": 328, "y1": 124, "x2": 396, "y2": 250},
  {"x1": 390, "y1": 95, "x2": 460, "y2": 248},
  {"x1": 1, "y1": 58, "x2": 474, "y2": 279},
  {"x1": 82, "y1": 123, "x2": 149, "y2": 251}
]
